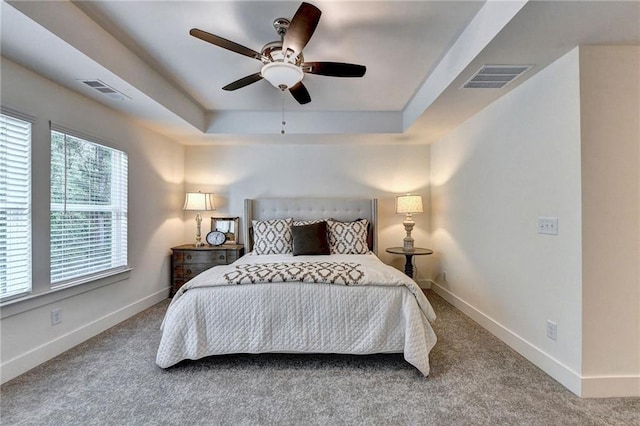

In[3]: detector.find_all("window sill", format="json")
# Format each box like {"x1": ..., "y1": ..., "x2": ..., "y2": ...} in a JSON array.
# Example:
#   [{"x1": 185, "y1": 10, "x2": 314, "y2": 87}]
[{"x1": 0, "y1": 268, "x2": 133, "y2": 319}]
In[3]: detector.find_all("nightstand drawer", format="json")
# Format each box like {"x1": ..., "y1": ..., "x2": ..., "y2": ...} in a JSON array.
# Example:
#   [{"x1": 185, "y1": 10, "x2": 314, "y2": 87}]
[
  {"x1": 173, "y1": 263, "x2": 213, "y2": 279},
  {"x1": 182, "y1": 251, "x2": 227, "y2": 264},
  {"x1": 227, "y1": 250, "x2": 240, "y2": 263}
]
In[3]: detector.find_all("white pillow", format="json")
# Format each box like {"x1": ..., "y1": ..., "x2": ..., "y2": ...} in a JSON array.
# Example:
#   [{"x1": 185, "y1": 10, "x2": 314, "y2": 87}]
[
  {"x1": 252, "y1": 218, "x2": 293, "y2": 255},
  {"x1": 327, "y1": 219, "x2": 369, "y2": 254}
]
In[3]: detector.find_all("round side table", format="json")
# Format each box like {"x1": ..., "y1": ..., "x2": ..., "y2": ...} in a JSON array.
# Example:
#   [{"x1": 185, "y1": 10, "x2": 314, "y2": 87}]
[{"x1": 385, "y1": 247, "x2": 433, "y2": 278}]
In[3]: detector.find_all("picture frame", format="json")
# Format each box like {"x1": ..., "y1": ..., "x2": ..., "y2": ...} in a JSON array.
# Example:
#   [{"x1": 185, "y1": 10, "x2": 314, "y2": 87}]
[{"x1": 210, "y1": 217, "x2": 240, "y2": 244}]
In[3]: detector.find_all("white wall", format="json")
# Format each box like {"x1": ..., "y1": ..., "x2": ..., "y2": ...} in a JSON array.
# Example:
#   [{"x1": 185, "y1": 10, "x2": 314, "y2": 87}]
[
  {"x1": 579, "y1": 46, "x2": 640, "y2": 397},
  {"x1": 430, "y1": 49, "x2": 585, "y2": 393},
  {"x1": 430, "y1": 46, "x2": 640, "y2": 397},
  {"x1": 183, "y1": 140, "x2": 432, "y2": 282},
  {"x1": 0, "y1": 59, "x2": 185, "y2": 383}
]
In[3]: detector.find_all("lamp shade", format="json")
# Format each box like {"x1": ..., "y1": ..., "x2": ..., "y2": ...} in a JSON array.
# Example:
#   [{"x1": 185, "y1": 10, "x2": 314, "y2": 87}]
[
  {"x1": 183, "y1": 192, "x2": 216, "y2": 211},
  {"x1": 396, "y1": 195, "x2": 423, "y2": 214},
  {"x1": 261, "y1": 62, "x2": 304, "y2": 89}
]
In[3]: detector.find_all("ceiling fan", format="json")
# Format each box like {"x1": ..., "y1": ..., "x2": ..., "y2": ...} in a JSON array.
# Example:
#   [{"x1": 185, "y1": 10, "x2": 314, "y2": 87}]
[{"x1": 190, "y1": 2, "x2": 366, "y2": 105}]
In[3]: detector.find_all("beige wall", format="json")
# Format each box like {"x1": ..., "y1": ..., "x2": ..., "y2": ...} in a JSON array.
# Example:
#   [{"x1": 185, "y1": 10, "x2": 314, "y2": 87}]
[
  {"x1": 579, "y1": 46, "x2": 640, "y2": 396},
  {"x1": 183, "y1": 141, "x2": 432, "y2": 282},
  {"x1": 0, "y1": 59, "x2": 185, "y2": 383}
]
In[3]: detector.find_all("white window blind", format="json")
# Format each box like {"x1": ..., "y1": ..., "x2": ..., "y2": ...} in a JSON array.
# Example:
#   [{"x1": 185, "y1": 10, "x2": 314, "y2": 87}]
[
  {"x1": 0, "y1": 113, "x2": 32, "y2": 301},
  {"x1": 50, "y1": 127, "x2": 128, "y2": 285}
]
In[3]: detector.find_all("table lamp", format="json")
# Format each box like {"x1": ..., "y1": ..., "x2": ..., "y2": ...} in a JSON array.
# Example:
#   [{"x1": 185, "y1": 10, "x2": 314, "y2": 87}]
[
  {"x1": 183, "y1": 192, "x2": 216, "y2": 247},
  {"x1": 396, "y1": 194, "x2": 423, "y2": 251}
]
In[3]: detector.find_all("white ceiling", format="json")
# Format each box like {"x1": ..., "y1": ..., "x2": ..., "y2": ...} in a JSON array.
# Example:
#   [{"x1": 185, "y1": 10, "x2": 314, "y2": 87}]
[{"x1": 1, "y1": 0, "x2": 639, "y2": 141}]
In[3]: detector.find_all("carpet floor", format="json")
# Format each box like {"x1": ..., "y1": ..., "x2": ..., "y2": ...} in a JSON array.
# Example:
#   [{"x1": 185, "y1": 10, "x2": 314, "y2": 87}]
[{"x1": 1, "y1": 290, "x2": 638, "y2": 425}]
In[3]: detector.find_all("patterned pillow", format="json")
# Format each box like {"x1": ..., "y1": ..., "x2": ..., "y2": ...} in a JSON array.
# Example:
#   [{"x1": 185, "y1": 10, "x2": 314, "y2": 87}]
[
  {"x1": 252, "y1": 218, "x2": 293, "y2": 255},
  {"x1": 327, "y1": 219, "x2": 369, "y2": 254}
]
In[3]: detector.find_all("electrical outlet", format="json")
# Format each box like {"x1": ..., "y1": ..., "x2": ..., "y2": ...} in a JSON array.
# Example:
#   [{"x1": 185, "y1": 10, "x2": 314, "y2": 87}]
[
  {"x1": 538, "y1": 217, "x2": 559, "y2": 235},
  {"x1": 546, "y1": 320, "x2": 557, "y2": 341},
  {"x1": 51, "y1": 308, "x2": 62, "y2": 326},
  {"x1": 442, "y1": 271, "x2": 448, "y2": 282}
]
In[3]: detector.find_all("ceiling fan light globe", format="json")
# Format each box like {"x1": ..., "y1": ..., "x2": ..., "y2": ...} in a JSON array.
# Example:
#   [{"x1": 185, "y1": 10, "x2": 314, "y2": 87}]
[{"x1": 261, "y1": 62, "x2": 303, "y2": 90}]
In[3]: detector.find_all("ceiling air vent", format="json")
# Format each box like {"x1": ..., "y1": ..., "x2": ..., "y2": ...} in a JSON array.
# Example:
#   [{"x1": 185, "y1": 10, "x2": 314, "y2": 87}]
[
  {"x1": 462, "y1": 65, "x2": 533, "y2": 89},
  {"x1": 80, "y1": 79, "x2": 130, "y2": 100}
]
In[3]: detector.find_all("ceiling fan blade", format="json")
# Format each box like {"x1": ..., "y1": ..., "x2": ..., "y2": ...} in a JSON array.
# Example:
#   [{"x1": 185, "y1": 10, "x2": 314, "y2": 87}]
[
  {"x1": 289, "y1": 82, "x2": 311, "y2": 104},
  {"x1": 282, "y1": 2, "x2": 321, "y2": 59},
  {"x1": 222, "y1": 73, "x2": 264, "y2": 91},
  {"x1": 190, "y1": 28, "x2": 263, "y2": 61},
  {"x1": 302, "y1": 62, "x2": 366, "y2": 77}
]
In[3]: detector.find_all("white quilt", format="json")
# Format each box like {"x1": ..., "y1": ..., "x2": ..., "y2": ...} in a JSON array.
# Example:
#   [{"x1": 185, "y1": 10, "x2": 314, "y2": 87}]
[{"x1": 156, "y1": 252, "x2": 437, "y2": 375}]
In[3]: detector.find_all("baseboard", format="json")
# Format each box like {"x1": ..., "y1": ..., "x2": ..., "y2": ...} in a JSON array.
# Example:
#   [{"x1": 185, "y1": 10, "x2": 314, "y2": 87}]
[
  {"x1": 1, "y1": 288, "x2": 168, "y2": 384},
  {"x1": 416, "y1": 278, "x2": 431, "y2": 289},
  {"x1": 581, "y1": 375, "x2": 640, "y2": 398},
  {"x1": 429, "y1": 281, "x2": 583, "y2": 396}
]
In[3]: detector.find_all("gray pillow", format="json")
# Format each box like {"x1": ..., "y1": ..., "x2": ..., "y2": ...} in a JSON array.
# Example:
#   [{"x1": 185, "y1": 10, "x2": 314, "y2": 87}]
[{"x1": 292, "y1": 222, "x2": 330, "y2": 256}]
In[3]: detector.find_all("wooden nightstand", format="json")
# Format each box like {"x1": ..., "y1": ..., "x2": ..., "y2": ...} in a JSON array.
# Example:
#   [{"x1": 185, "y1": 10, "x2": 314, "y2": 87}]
[{"x1": 170, "y1": 244, "x2": 244, "y2": 296}]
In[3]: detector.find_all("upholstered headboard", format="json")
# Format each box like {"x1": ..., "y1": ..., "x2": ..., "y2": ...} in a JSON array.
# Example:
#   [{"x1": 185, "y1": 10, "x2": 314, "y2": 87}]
[{"x1": 244, "y1": 198, "x2": 378, "y2": 254}]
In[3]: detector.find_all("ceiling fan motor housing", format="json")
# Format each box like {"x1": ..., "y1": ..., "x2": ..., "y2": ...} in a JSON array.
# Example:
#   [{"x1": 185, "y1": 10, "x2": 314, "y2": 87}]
[{"x1": 261, "y1": 41, "x2": 304, "y2": 65}]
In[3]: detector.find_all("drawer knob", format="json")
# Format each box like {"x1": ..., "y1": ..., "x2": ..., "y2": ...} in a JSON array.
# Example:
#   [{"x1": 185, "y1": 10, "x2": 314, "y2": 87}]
[
  {"x1": 186, "y1": 269, "x2": 192, "y2": 275},
  {"x1": 186, "y1": 254, "x2": 192, "y2": 260}
]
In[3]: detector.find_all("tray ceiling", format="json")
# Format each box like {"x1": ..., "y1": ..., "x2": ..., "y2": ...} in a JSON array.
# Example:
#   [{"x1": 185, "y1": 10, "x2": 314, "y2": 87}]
[{"x1": 1, "y1": 1, "x2": 638, "y2": 140}]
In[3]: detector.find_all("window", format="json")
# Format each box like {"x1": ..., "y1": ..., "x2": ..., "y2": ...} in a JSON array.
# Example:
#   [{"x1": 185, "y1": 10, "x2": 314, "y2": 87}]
[
  {"x1": 50, "y1": 127, "x2": 128, "y2": 285},
  {"x1": 0, "y1": 112, "x2": 32, "y2": 301}
]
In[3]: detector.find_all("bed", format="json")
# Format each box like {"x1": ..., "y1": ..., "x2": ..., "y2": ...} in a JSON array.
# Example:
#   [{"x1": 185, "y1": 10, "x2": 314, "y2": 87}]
[{"x1": 156, "y1": 198, "x2": 437, "y2": 375}]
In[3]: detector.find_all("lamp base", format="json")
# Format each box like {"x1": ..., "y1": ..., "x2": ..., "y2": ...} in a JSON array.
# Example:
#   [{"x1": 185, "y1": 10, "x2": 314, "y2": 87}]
[
  {"x1": 403, "y1": 237, "x2": 415, "y2": 252},
  {"x1": 402, "y1": 217, "x2": 416, "y2": 251},
  {"x1": 193, "y1": 212, "x2": 204, "y2": 247}
]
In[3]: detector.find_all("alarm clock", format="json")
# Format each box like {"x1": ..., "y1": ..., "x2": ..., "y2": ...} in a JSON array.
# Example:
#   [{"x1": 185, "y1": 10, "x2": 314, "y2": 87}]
[{"x1": 206, "y1": 230, "x2": 226, "y2": 246}]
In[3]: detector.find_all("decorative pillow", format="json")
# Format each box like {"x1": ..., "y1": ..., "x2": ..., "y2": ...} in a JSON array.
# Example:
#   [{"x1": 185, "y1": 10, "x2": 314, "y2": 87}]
[
  {"x1": 327, "y1": 219, "x2": 369, "y2": 254},
  {"x1": 365, "y1": 221, "x2": 374, "y2": 251},
  {"x1": 252, "y1": 218, "x2": 293, "y2": 255},
  {"x1": 292, "y1": 221, "x2": 330, "y2": 256}
]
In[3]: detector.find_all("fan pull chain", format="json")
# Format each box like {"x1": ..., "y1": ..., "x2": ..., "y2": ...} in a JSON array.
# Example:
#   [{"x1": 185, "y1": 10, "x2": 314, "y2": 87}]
[{"x1": 281, "y1": 91, "x2": 286, "y2": 135}]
